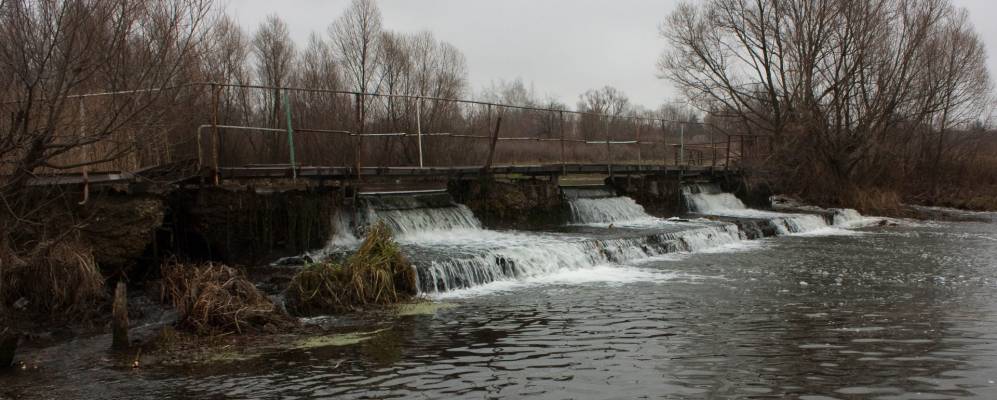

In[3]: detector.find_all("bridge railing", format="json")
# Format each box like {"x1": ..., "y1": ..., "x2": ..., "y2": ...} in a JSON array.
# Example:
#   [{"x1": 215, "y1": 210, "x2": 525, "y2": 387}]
[{"x1": 10, "y1": 82, "x2": 769, "y2": 181}]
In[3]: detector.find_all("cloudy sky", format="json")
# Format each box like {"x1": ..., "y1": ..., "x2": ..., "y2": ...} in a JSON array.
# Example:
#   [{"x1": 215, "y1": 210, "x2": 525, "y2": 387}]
[{"x1": 229, "y1": 0, "x2": 997, "y2": 109}]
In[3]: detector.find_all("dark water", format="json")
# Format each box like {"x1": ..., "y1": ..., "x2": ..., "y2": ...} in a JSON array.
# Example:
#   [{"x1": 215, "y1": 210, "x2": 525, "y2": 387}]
[{"x1": 4, "y1": 218, "x2": 997, "y2": 399}]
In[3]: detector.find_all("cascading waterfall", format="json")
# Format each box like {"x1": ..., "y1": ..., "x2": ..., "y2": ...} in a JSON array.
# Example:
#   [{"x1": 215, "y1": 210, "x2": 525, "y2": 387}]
[
  {"x1": 341, "y1": 186, "x2": 866, "y2": 295},
  {"x1": 358, "y1": 192, "x2": 482, "y2": 237},
  {"x1": 832, "y1": 208, "x2": 864, "y2": 226},
  {"x1": 569, "y1": 197, "x2": 655, "y2": 225},
  {"x1": 415, "y1": 222, "x2": 744, "y2": 293},
  {"x1": 683, "y1": 183, "x2": 747, "y2": 213},
  {"x1": 349, "y1": 189, "x2": 751, "y2": 294},
  {"x1": 682, "y1": 183, "x2": 863, "y2": 234}
]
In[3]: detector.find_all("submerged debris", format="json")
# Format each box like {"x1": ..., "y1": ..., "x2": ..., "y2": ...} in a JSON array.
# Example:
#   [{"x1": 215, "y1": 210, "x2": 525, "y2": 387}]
[
  {"x1": 285, "y1": 222, "x2": 417, "y2": 315},
  {"x1": 161, "y1": 261, "x2": 292, "y2": 335},
  {"x1": 292, "y1": 329, "x2": 388, "y2": 349}
]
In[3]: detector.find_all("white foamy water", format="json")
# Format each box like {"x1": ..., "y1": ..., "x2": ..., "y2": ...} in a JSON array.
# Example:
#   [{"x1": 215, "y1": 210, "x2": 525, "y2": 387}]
[
  {"x1": 682, "y1": 183, "x2": 868, "y2": 235},
  {"x1": 413, "y1": 222, "x2": 744, "y2": 293},
  {"x1": 431, "y1": 264, "x2": 713, "y2": 300},
  {"x1": 569, "y1": 196, "x2": 659, "y2": 226},
  {"x1": 345, "y1": 192, "x2": 747, "y2": 294},
  {"x1": 330, "y1": 187, "x2": 870, "y2": 295},
  {"x1": 363, "y1": 204, "x2": 483, "y2": 238}
]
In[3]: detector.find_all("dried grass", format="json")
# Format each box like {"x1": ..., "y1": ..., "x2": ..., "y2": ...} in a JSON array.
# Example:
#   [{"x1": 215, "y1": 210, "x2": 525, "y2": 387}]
[
  {"x1": 285, "y1": 222, "x2": 417, "y2": 315},
  {"x1": 0, "y1": 240, "x2": 105, "y2": 317},
  {"x1": 160, "y1": 261, "x2": 290, "y2": 335}
]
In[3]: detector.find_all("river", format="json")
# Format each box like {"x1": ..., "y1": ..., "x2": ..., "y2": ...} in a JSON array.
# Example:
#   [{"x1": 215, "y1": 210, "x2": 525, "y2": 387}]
[{"x1": 2, "y1": 189, "x2": 997, "y2": 399}]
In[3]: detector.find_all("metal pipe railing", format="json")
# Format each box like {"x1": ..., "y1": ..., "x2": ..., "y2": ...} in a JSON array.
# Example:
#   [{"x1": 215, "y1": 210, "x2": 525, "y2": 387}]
[{"x1": 60, "y1": 81, "x2": 772, "y2": 179}]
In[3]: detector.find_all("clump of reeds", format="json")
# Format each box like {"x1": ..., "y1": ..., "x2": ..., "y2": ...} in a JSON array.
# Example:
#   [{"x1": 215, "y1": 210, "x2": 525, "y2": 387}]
[
  {"x1": 161, "y1": 261, "x2": 290, "y2": 335},
  {"x1": 285, "y1": 222, "x2": 417, "y2": 315},
  {"x1": 0, "y1": 240, "x2": 105, "y2": 317},
  {"x1": 838, "y1": 186, "x2": 904, "y2": 214}
]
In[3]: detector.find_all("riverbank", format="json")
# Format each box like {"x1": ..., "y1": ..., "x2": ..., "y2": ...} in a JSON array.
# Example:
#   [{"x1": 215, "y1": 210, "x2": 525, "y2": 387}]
[
  {"x1": 1, "y1": 177, "x2": 993, "y2": 377},
  {"x1": 3, "y1": 210, "x2": 996, "y2": 398}
]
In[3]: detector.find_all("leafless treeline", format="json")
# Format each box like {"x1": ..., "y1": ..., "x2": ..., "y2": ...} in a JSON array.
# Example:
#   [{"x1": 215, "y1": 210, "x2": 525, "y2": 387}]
[
  {"x1": 0, "y1": 0, "x2": 708, "y2": 256},
  {"x1": 660, "y1": 0, "x2": 995, "y2": 205}
]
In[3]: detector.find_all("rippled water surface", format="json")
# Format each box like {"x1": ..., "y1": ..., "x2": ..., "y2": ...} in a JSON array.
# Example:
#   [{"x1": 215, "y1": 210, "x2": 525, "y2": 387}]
[{"x1": 5, "y1": 218, "x2": 997, "y2": 399}]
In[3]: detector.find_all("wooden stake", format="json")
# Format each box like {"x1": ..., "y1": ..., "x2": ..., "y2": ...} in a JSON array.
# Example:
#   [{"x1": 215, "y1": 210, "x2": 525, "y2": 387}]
[
  {"x1": 0, "y1": 328, "x2": 16, "y2": 368},
  {"x1": 112, "y1": 281, "x2": 129, "y2": 350}
]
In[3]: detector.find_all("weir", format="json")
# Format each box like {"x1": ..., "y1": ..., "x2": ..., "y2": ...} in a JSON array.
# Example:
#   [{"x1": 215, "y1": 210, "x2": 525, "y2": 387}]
[
  {"x1": 347, "y1": 189, "x2": 744, "y2": 294},
  {"x1": 563, "y1": 186, "x2": 655, "y2": 225},
  {"x1": 682, "y1": 183, "x2": 865, "y2": 235},
  {"x1": 331, "y1": 183, "x2": 867, "y2": 294},
  {"x1": 357, "y1": 191, "x2": 482, "y2": 236}
]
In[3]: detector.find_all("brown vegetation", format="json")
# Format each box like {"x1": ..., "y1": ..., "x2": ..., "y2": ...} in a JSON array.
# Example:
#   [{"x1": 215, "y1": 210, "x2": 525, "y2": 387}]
[
  {"x1": 660, "y1": 0, "x2": 995, "y2": 210},
  {"x1": 0, "y1": 240, "x2": 105, "y2": 318},
  {"x1": 161, "y1": 261, "x2": 290, "y2": 335},
  {"x1": 286, "y1": 223, "x2": 416, "y2": 316}
]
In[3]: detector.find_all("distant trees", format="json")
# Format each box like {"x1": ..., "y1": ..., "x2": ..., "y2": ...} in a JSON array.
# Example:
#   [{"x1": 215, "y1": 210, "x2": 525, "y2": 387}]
[
  {"x1": 659, "y1": 0, "x2": 994, "y2": 205},
  {"x1": 0, "y1": 0, "x2": 213, "y2": 264},
  {"x1": 252, "y1": 15, "x2": 295, "y2": 128}
]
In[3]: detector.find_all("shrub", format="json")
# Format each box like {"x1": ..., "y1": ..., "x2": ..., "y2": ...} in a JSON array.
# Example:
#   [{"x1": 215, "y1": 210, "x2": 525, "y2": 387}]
[
  {"x1": 161, "y1": 261, "x2": 290, "y2": 335},
  {"x1": 286, "y1": 222, "x2": 417, "y2": 315},
  {"x1": 0, "y1": 240, "x2": 105, "y2": 318}
]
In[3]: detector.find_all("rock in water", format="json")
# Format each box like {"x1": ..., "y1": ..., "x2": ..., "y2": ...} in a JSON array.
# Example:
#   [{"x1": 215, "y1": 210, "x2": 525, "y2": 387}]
[{"x1": 0, "y1": 328, "x2": 16, "y2": 368}]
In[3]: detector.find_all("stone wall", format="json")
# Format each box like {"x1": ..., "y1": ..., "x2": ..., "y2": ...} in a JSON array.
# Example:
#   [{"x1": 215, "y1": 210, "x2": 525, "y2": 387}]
[
  {"x1": 449, "y1": 177, "x2": 565, "y2": 229},
  {"x1": 168, "y1": 187, "x2": 348, "y2": 265},
  {"x1": 607, "y1": 175, "x2": 687, "y2": 216}
]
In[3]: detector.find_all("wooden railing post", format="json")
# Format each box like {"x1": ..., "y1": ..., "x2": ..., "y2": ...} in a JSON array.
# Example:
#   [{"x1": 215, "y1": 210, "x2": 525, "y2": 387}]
[
  {"x1": 282, "y1": 88, "x2": 297, "y2": 181},
  {"x1": 416, "y1": 97, "x2": 423, "y2": 168},
  {"x1": 211, "y1": 83, "x2": 220, "y2": 185},
  {"x1": 559, "y1": 110, "x2": 566, "y2": 175},
  {"x1": 679, "y1": 123, "x2": 685, "y2": 167},
  {"x1": 711, "y1": 129, "x2": 717, "y2": 168},
  {"x1": 635, "y1": 119, "x2": 642, "y2": 170},
  {"x1": 605, "y1": 116, "x2": 613, "y2": 178},
  {"x1": 725, "y1": 135, "x2": 732, "y2": 170},
  {"x1": 354, "y1": 93, "x2": 363, "y2": 181},
  {"x1": 484, "y1": 107, "x2": 502, "y2": 173},
  {"x1": 660, "y1": 119, "x2": 667, "y2": 168}
]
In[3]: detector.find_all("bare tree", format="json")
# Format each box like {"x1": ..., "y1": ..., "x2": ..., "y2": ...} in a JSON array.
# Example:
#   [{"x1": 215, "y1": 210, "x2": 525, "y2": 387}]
[
  {"x1": 331, "y1": 0, "x2": 383, "y2": 171},
  {"x1": 659, "y1": 0, "x2": 992, "y2": 202},
  {"x1": 0, "y1": 0, "x2": 212, "y2": 229},
  {"x1": 252, "y1": 14, "x2": 295, "y2": 128},
  {"x1": 0, "y1": 0, "x2": 213, "y2": 302}
]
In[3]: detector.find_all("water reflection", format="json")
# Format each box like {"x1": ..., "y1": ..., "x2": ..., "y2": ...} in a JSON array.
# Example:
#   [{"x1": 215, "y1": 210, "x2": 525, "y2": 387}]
[{"x1": 3, "y1": 220, "x2": 997, "y2": 399}]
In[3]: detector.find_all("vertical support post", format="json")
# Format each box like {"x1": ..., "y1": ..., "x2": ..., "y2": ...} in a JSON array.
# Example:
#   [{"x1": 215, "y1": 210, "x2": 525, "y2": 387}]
[
  {"x1": 78, "y1": 96, "x2": 91, "y2": 183},
  {"x1": 636, "y1": 119, "x2": 642, "y2": 169},
  {"x1": 484, "y1": 107, "x2": 502, "y2": 173},
  {"x1": 0, "y1": 328, "x2": 16, "y2": 368},
  {"x1": 711, "y1": 128, "x2": 717, "y2": 168},
  {"x1": 416, "y1": 97, "x2": 423, "y2": 168},
  {"x1": 741, "y1": 135, "x2": 746, "y2": 165},
  {"x1": 211, "y1": 84, "x2": 220, "y2": 185},
  {"x1": 283, "y1": 89, "x2": 297, "y2": 181},
  {"x1": 679, "y1": 123, "x2": 685, "y2": 167},
  {"x1": 559, "y1": 111, "x2": 566, "y2": 175},
  {"x1": 726, "y1": 135, "x2": 732, "y2": 170},
  {"x1": 354, "y1": 93, "x2": 363, "y2": 181},
  {"x1": 660, "y1": 119, "x2": 667, "y2": 168},
  {"x1": 112, "y1": 281, "x2": 128, "y2": 350},
  {"x1": 605, "y1": 116, "x2": 613, "y2": 178}
]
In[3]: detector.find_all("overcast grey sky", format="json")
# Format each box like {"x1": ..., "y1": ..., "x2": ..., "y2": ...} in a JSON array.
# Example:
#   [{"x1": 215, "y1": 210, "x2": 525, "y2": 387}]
[{"x1": 229, "y1": 0, "x2": 997, "y2": 109}]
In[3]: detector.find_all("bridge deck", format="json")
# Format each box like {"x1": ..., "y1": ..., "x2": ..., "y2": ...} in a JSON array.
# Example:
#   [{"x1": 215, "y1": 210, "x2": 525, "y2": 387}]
[
  {"x1": 23, "y1": 163, "x2": 736, "y2": 187},
  {"x1": 219, "y1": 164, "x2": 731, "y2": 179}
]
